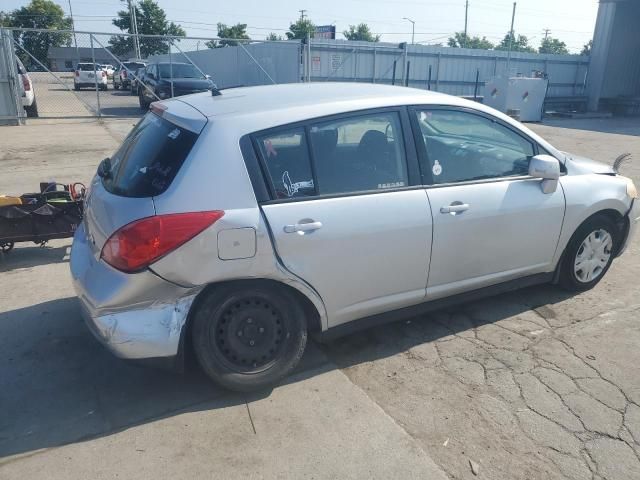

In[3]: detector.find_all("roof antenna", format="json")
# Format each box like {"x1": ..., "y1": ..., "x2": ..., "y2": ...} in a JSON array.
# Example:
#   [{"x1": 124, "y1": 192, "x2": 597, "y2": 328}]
[{"x1": 211, "y1": 84, "x2": 222, "y2": 96}]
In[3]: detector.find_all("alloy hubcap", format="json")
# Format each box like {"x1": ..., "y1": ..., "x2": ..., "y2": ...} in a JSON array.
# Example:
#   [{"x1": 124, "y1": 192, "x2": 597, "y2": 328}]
[
  {"x1": 214, "y1": 298, "x2": 284, "y2": 371},
  {"x1": 574, "y1": 229, "x2": 613, "y2": 283}
]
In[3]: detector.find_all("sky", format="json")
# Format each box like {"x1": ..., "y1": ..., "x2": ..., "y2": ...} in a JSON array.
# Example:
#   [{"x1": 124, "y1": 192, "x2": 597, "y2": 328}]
[{"x1": 3, "y1": 0, "x2": 599, "y2": 53}]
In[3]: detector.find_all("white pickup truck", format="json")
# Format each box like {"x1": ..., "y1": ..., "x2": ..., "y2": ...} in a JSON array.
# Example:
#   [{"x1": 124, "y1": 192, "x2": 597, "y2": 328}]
[{"x1": 74, "y1": 63, "x2": 108, "y2": 91}]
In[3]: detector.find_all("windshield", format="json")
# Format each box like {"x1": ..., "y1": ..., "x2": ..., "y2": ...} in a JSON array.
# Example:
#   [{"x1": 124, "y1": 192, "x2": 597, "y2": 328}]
[{"x1": 158, "y1": 64, "x2": 204, "y2": 79}]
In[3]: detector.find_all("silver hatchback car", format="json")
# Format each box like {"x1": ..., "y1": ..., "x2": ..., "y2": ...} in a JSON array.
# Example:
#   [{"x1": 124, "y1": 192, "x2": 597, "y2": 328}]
[{"x1": 71, "y1": 83, "x2": 639, "y2": 391}]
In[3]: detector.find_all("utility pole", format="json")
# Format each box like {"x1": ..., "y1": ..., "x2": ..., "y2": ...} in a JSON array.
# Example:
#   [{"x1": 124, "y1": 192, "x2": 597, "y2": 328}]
[
  {"x1": 403, "y1": 17, "x2": 415, "y2": 45},
  {"x1": 67, "y1": 0, "x2": 79, "y2": 64},
  {"x1": 464, "y1": 0, "x2": 469, "y2": 48},
  {"x1": 506, "y1": 2, "x2": 516, "y2": 76},
  {"x1": 542, "y1": 28, "x2": 550, "y2": 40},
  {"x1": 299, "y1": 9, "x2": 307, "y2": 21},
  {"x1": 128, "y1": 0, "x2": 141, "y2": 59}
]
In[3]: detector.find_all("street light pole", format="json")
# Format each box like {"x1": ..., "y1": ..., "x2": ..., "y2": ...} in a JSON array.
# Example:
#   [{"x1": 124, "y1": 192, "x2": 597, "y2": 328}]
[{"x1": 403, "y1": 17, "x2": 415, "y2": 45}]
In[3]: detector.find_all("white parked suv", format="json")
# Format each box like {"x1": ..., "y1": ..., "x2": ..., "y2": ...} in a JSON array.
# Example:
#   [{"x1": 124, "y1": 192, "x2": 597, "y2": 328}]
[
  {"x1": 16, "y1": 58, "x2": 38, "y2": 117},
  {"x1": 74, "y1": 63, "x2": 108, "y2": 91},
  {"x1": 71, "y1": 83, "x2": 639, "y2": 391}
]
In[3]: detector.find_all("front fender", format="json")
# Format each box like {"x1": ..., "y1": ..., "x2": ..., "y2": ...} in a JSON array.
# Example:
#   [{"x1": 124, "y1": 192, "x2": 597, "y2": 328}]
[{"x1": 554, "y1": 174, "x2": 632, "y2": 266}]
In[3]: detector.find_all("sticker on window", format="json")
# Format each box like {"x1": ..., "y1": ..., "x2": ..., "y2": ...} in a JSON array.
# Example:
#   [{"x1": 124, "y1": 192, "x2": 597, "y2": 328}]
[
  {"x1": 264, "y1": 139, "x2": 278, "y2": 158},
  {"x1": 432, "y1": 160, "x2": 443, "y2": 176},
  {"x1": 282, "y1": 171, "x2": 313, "y2": 197},
  {"x1": 377, "y1": 182, "x2": 405, "y2": 189},
  {"x1": 168, "y1": 128, "x2": 181, "y2": 140}
]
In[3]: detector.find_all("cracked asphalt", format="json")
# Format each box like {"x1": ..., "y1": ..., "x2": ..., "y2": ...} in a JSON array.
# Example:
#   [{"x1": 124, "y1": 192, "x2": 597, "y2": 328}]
[{"x1": 1, "y1": 117, "x2": 639, "y2": 479}]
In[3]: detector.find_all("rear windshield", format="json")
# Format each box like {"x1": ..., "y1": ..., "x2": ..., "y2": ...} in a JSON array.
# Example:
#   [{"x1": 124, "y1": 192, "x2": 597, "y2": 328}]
[
  {"x1": 102, "y1": 113, "x2": 199, "y2": 198},
  {"x1": 123, "y1": 62, "x2": 145, "y2": 71},
  {"x1": 159, "y1": 64, "x2": 204, "y2": 79},
  {"x1": 77, "y1": 64, "x2": 96, "y2": 71}
]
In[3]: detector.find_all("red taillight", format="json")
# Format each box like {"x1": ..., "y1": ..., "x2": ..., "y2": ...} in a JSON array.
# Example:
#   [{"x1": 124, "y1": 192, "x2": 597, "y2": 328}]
[
  {"x1": 102, "y1": 71, "x2": 106, "y2": 78},
  {"x1": 101, "y1": 211, "x2": 224, "y2": 273},
  {"x1": 22, "y1": 75, "x2": 31, "y2": 91},
  {"x1": 75, "y1": 70, "x2": 79, "y2": 77},
  {"x1": 122, "y1": 70, "x2": 128, "y2": 78}
]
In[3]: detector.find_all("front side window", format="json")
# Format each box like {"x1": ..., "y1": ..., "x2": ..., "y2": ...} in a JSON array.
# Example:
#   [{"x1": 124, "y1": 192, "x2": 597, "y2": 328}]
[
  {"x1": 309, "y1": 112, "x2": 408, "y2": 194},
  {"x1": 415, "y1": 109, "x2": 534, "y2": 184},
  {"x1": 257, "y1": 128, "x2": 315, "y2": 199}
]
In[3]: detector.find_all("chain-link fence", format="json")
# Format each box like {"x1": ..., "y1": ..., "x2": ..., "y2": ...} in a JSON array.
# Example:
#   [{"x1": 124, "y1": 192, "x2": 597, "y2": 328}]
[
  {"x1": 4, "y1": 27, "x2": 294, "y2": 119},
  {"x1": 2, "y1": 27, "x2": 590, "y2": 120}
]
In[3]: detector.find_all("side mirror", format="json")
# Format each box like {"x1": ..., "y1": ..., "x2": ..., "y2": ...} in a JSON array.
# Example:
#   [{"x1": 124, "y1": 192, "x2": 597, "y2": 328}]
[
  {"x1": 205, "y1": 74, "x2": 211, "y2": 79},
  {"x1": 529, "y1": 154, "x2": 560, "y2": 194},
  {"x1": 97, "y1": 157, "x2": 112, "y2": 179},
  {"x1": 147, "y1": 72, "x2": 155, "y2": 80}
]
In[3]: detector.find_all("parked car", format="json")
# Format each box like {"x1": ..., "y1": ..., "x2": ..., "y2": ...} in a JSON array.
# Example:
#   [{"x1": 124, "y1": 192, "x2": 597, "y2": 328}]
[
  {"x1": 101, "y1": 64, "x2": 115, "y2": 79},
  {"x1": 130, "y1": 66, "x2": 146, "y2": 95},
  {"x1": 138, "y1": 62, "x2": 214, "y2": 109},
  {"x1": 74, "y1": 63, "x2": 108, "y2": 91},
  {"x1": 113, "y1": 61, "x2": 146, "y2": 90},
  {"x1": 70, "y1": 83, "x2": 639, "y2": 392},
  {"x1": 16, "y1": 57, "x2": 38, "y2": 117}
]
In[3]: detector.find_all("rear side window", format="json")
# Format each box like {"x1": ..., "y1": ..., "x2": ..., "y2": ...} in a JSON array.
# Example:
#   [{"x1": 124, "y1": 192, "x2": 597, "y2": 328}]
[
  {"x1": 257, "y1": 128, "x2": 315, "y2": 199},
  {"x1": 103, "y1": 113, "x2": 198, "y2": 197}
]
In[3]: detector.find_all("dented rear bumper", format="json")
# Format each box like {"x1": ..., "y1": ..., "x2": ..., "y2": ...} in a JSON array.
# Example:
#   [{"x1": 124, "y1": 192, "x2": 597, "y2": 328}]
[{"x1": 71, "y1": 223, "x2": 200, "y2": 359}]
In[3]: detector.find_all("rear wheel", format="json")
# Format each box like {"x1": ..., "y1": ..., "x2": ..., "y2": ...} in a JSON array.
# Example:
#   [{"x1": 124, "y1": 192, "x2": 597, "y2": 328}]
[
  {"x1": 25, "y1": 98, "x2": 38, "y2": 118},
  {"x1": 559, "y1": 215, "x2": 618, "y2": 291},
  {"x1": 114, "y1": 82, "x2": 120, "y2": 90},
  {"x1": 74, "y1": 84, "x2": 79, "y2": 91},
  {"x1": 192, "y1": 284, "x2": 308, "y2": 392}
]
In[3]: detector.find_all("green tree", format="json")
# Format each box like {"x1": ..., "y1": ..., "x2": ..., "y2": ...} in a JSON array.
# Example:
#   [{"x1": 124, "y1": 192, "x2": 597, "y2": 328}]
[
  {"x1": 447, "y1": 32, "x2": 494, "y2": 50},
  {"x1": 495, "y1": 32, "x2": 536, "y2": 53},
  {"x1": 343, "y1": 23, "x2": 380, "y2": 42},
  {"x1": 580, "y1": 40, "x2": 592, "y2": 56},
  {"x1": 5, "y1": 0, "x2": 72, "y2": 67},
  {"x1": 539, "y1": 36, "x2": 568, "y2": 55},
  {"x1": 266, "y1": 32, "x2": 283, "y2": 41},
  {"x1": 286, "y1": 18, "x2": 315, "y2": 40},
  {"x1": 109, "y1": 0, "x2": 185, "y2": 57},
  {"x1": 206, "y1": 23, "x2": 250, "y2": 48}
]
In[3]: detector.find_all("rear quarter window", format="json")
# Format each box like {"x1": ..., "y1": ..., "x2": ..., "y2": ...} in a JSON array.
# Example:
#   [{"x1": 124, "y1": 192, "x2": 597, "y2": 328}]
[{"x1": 102, "y1": 113, "x2": 199, "y2": 198}]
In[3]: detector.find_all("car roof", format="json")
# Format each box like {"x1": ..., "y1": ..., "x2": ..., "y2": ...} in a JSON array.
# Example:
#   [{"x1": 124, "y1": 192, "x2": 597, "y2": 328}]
[{"x1": 170, "y1": 82, "x2": 562, "y2": 157}]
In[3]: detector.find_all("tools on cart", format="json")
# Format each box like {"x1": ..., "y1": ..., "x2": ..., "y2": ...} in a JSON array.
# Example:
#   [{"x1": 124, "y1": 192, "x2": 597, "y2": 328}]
[{"x1": 0, "y1": 182, "x2": 86, "y2": 253}]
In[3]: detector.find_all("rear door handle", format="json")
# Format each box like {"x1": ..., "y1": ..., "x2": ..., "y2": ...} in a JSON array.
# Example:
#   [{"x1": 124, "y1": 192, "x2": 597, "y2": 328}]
[
  {"x1": 284, "y1": 221, "x2": 323, "y2": 234},
  {"x1": 440, "y1": 203, "x2": 470, "y2": 214}
]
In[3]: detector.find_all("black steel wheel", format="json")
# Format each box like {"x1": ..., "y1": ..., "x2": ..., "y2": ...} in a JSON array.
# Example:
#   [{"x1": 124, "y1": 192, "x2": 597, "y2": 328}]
[
  {"x1": 1, "y1": 242, "x2": 14, "y2": 253},
  {"x1": 192, "y1": 283, "x2": 307, "y2": 392}
]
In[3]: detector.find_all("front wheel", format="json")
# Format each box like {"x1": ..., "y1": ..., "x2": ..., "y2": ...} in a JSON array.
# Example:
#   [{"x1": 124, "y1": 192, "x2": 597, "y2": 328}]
[
  {"x1": 192, "y1": 284, "x2": 308, "y2": 392},
  {"x1": 559, "y1": 215, "x2": 618, "y2": 291},
  {"x1": 113, "y1": 82, "x2": 120, "y2": 90},
  {"x1": 138, "y1": 92, "x2": 149, "y2": 110}
]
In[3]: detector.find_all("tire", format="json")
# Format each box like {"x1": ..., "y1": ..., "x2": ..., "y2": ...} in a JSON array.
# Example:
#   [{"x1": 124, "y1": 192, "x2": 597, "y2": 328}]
[
  {"x1": 559, "y1": 215, "x2": 619, "y2": 291},
  {"x1": 74, "y1": 84, "x2": 79, "y2": 91},
  {"x1": 192, "y1": 284, "x2": 308, "y2": 392},
  {"x1": 25, "y1": 98, "x2": 38, "y2": 118},
  {"x1": 114, "y1": 82, "x2": 120, "y2": 90},
  {"x1": 138, "y1": 92, "x2": 149, "y2": 110}
]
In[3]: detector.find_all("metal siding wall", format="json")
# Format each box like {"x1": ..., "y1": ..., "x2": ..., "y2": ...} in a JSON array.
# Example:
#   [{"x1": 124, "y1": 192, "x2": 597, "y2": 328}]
[
  {"x1": 151, "y1": 42, "x2": 300, "y2": 88},
  {"x1": 601, "y1": 1, "x2": 640, "y2": 98},
  {"x1": 310, "y1": 40, "x2": 589, "y2": 98}
]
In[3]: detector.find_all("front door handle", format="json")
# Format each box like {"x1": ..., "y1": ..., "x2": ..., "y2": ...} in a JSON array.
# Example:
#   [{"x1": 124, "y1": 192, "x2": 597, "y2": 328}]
[
  {"x1": 440, "y1": 203, "x2": 470, "y2": 214},
  {"x1": 284, "y1": 221, "x2": 323, "y2": 234}
]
